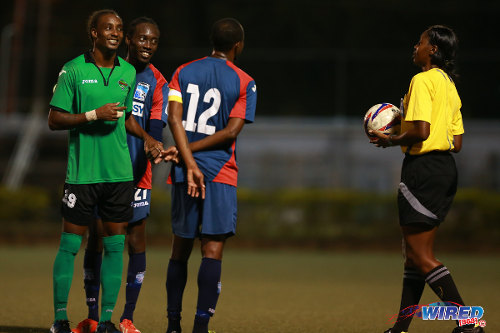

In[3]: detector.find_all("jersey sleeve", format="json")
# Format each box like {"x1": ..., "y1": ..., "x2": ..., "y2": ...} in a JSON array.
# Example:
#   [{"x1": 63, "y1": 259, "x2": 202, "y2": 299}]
[
  {"x1": 124, "y1": 77, "x2": 136, "y2": 115},
  {"x1": 151, "y1": 73, "x2": 167, "y2": 123},
  {"x1": 404, "y1": 74, "x2": 433, "y2": 123},
  {"x1": 49, "y1": 64, "x2": 76, "y2": 113},
  {"x1": 167, "y1": 67, "x2": 183, "y2": 104},
  {"x1": 161, "y1": 78, "x2": 169, "y2": 124},
  {"x1": 230, "y1": 79, "x2": 257, "y2": 123},
  {"x1": 451, "y1": 106, "x2": 465, "y2": 135}
]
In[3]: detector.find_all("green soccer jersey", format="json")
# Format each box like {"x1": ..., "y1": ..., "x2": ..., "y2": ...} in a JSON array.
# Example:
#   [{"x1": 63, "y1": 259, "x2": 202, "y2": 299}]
[{"x1": 50, "y1": 52, "x2": 136, "y2": 184}]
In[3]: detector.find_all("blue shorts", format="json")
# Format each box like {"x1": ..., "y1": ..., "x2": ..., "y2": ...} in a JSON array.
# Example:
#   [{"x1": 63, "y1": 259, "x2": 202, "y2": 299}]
[
  {"x1": 130, "y1": 188, "x2": 151, "y2": 223},
  {"x1": 171, "y1": 181, "x2": 237, "y2": 239}
]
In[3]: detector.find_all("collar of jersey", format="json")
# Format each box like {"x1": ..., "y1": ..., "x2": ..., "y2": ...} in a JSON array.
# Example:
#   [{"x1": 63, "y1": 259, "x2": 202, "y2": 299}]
[{"x1": 84, "y1": 50, "x2": 121, "y2": 67}]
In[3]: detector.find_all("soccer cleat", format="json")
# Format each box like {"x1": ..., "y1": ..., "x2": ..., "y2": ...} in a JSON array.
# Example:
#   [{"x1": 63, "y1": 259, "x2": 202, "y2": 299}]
[
  {"x1": 72, "y1": 319, "x2": 98, "y2": 333},
  {"x1": 119, "y1": 319, "x2": 141, "y2": 333},
  {"x1": 96, "y1": 321, "x2": 121, "y2": 333},
  {"x1": 384, "y1": 329, "x2": 408, "y2": 333},
  {"x1": 452, "y1": 325, "x2": 485, "y2": 333},
  {"x1": 50, "y1": 320, "x2": 72, "y2": 333},
  {"x1": 166, "y1": 317, "x2": 182, "y2": 333}
]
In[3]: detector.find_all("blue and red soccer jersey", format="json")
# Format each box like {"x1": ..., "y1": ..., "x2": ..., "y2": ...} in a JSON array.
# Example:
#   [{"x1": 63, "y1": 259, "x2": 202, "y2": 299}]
[
  {"x1": 127, "y1": 63, "x2": 169, "y2": 189},
  {"x1": 168, "y1": 56, "x2": 257, "y2": 187}
]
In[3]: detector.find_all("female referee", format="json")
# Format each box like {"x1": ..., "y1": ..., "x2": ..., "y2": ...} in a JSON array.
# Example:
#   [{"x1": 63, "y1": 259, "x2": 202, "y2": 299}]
[{"x1": 369, "y1": 25, "x2": 483, "y2": 333}]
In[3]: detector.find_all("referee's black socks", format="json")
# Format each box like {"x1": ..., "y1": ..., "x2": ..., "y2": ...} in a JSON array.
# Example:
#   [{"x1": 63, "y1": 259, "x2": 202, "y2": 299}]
[
  {"x1": 425, "y1": 264, "x2": 472, "y2": 328},
  {"x1": 425, "y1": 265, "x2": 464, "y2": 306},
  {"x1": 392, "y1": 267, "x2": 425, "y2": 333}
]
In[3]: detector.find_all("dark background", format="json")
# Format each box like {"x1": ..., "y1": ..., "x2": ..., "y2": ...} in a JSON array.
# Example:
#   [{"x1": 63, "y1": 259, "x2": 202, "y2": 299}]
[{"x1": 2, "y1": 0, "x2": 500, "y2": 119}]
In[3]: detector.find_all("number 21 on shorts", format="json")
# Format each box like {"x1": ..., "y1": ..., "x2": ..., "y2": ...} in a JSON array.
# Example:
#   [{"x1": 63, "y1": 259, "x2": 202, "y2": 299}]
[
  {"x1": 134, "y1": 188, "x2": 147, "y2": 201},
  {"x1": 182, "y1": 83, "x2": 220, "y2": 135}
]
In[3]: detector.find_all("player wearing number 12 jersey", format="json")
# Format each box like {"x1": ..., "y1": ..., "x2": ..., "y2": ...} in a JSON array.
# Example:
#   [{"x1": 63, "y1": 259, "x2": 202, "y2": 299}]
[{"x1": 165, "y1": 18, "x2": 256, "y2": 333}]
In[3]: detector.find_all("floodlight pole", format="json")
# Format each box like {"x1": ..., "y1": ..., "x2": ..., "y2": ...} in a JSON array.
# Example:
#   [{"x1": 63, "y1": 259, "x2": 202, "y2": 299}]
[{"x1": 3, "y1": 0, "x2": 51, "y2": 189}]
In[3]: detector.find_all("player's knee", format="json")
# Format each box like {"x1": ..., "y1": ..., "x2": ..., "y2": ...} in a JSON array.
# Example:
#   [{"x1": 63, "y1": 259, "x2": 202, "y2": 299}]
[
  {"x1": 201, "y1": 246, "x2": 223, "y2": 260},
  {"x1": 128, "y1": 239, "x2": 146, "y2": 254},
  {"x1": 405, "y1": 250, "x2": 435, "y2": 273},
  {"x1": 403, "y1": 246, "x2": 421, "y2": 269},
  {"x1": 171, "y1": 249, "x2": 191, "y2": 262}
]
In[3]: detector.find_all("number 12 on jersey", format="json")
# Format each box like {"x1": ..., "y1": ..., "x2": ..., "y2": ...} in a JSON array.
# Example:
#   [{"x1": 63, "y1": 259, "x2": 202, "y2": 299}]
[{"x1": 182, "y1": 83, "x2": 221, "y2": 135}]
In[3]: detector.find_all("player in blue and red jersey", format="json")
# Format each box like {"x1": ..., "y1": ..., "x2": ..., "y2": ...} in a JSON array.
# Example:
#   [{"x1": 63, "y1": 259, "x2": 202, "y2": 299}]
[
  {"x1": 74, "y1": 17, "x2": 175, "y2": 333},
  {"x1": 165, "y1": 18, "x2": 257, "y2": 333}
]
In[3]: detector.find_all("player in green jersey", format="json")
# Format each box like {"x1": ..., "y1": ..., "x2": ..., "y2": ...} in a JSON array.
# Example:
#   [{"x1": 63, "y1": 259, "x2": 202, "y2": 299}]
[{"x1": 47, "y1": 9, "x2": 172, "y2": 333}]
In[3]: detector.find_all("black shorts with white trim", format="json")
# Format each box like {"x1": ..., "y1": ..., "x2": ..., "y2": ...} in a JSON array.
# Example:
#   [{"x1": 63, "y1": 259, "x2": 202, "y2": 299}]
[{"x1": 398, "y1": 151, "x2": 458, "y2": 226}]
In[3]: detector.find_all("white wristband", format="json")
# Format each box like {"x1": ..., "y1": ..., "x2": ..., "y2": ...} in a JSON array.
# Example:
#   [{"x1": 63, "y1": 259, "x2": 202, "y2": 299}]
[{"x1": 85, "y1": 109, "x2": 97, "y2": 121}]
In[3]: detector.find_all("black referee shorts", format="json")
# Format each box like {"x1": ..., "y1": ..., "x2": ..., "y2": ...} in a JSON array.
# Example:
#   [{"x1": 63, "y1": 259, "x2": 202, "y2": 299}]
[
  {"x1": 398, "y1": 151, "x2": 458, "y2": 226},
  {"x1": 61, "y1": 181, "x2": 134, "y2": 226}
]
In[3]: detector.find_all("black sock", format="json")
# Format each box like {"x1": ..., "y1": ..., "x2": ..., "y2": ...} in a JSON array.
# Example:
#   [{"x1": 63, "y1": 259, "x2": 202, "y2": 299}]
[
  {"x1": 193, "y1": 258, "x2": 222, "y2": 333},
  {"x1": 192, "y1": 315, "x2": 209, "y2": 333},
  {"x1": 83, "y1": 249, "x2": 102, "y2": 322},
  {"x1": 121, "y1": 252, "x2": 146, "y2": 322},
  {"x1": 392, "y1": 267, "x2": 425, "y2": 333},
  {"x1": 425, "y1": 265, "x2": 467, "y2": 327},
  {"x1": 166, "y1": 259, "x2": 188, "y2": 333},
  {"x1": 425, "y1": 265, "x2": 464, "y2": 305}
]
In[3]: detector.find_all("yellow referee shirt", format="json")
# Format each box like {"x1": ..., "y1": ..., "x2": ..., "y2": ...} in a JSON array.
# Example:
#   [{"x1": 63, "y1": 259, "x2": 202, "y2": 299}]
[{"x1": 401, "y1": 68, "x2": 464, "y2": 155}]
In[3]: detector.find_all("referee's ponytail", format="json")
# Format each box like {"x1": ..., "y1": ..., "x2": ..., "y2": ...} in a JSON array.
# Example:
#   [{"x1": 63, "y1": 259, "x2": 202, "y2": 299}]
[{"x1": 426, "y1": 25, "x2": 459, "y2": 82}]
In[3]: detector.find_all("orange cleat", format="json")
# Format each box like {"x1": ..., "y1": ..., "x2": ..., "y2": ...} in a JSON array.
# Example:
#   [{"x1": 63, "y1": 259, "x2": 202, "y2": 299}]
[
  {"x1": 119, "y1": 319, "x2": 141, "y2": 333},
  {"x1": 72, "y1": 319, "x2": 98, "y2": 333}
]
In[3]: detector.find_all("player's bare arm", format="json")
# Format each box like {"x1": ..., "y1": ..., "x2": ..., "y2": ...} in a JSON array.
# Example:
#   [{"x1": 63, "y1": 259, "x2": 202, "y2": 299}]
[
  {"x1": 48, "y1": 102, "x2": 127, "y2": 130},
  {"x1": 370, "y1": 120, "x2": 429, "y2": 148},
  {"x1": 451, "y1": 134, "x2": 462, "y2": 153},
  {"x1": 124, "y1": 113, "x2": 164, "y2": 162},
  {"x1": 188, "y1": 117, "x2": 245, "y2": 153},
  {"x1": 167, "y1": 100, "x2": 206, "y2": 199}
]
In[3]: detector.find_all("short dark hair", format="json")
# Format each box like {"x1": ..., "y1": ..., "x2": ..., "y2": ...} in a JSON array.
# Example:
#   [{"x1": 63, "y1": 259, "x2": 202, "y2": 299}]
[
  {"x1": 127, "y1": 17, "x2": 159, "y2": 38},
  {"x1": 425, "y1": 25, "x2": 459, "y2": 81},
  {"x1": 210, "y1": 18, "x2": 244, "y2": 52},
  {"x1": 87, "y1": 9, "x2": 121, "y2": 44}
]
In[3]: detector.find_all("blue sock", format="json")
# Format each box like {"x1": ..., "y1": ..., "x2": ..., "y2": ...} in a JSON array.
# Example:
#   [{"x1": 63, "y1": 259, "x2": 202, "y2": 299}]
[
  {"x1": 121, "y1": 252, "x2": 146, "y2": 322},
  {"x1": 83, "y1": 249, "x2": 102, "y2": 322},
  {"x1": 166, "y1": 259, "x2": 188, "y2": 332},
  {"x1": 193, "y1": 258, "x2": 221, "y2": 333}
]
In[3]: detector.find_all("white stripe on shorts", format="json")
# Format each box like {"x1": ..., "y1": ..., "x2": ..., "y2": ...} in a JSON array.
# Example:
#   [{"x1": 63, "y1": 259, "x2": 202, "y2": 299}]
[{"x1": 399, "y1": 182, "x2": 438, "y2": 220}]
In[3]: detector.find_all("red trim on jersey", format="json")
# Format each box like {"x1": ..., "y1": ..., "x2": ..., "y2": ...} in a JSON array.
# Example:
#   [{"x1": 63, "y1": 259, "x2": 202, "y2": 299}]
[
  {"x1": 212, "y1": 141, "x2": 238, "y2": 187},
  {"x1": 168, "y1": 57, "x2": 208, "y2": 92},
  {"x1": 226, "y1": 60, "x2": 253, "y2": 120},
  {"x1": 137, "y1": 160, "x2": 152, "y2": 189},
  {"x1": 136, "y1": 63, "x2": 168, "y2": 189},
  {"x1": 150, "y1": 63, "x2": 167, "y2": 121}
]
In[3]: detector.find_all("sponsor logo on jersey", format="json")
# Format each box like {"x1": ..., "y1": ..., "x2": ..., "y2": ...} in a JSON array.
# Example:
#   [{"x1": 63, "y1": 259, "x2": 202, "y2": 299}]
[
  {"x1": 252, "y1": 84, "x2": 257, "y2": 92},
  {"x1": 82, "y1": 79, "x2": 98, "y2": 84},
  {"x1": 134, "y1": 82, "x2": 150, "y2": 102},
  {"x1": 132, "y1": 101, "x2": 144, "y2": 117},
  {"x1": 118, "y1": 79, "x2": 129, "y2": 90}
]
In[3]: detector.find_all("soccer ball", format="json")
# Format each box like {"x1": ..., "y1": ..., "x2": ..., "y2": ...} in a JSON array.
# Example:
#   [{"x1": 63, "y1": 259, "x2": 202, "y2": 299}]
[{"x1": 363, "y1": 103, "x2": 402, "y2": 138}]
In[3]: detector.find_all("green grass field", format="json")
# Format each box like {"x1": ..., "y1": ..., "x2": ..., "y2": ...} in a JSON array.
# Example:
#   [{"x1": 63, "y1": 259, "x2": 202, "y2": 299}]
[{"x1": 0, "y1": 245, "x2": 498, "y2": 333}]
